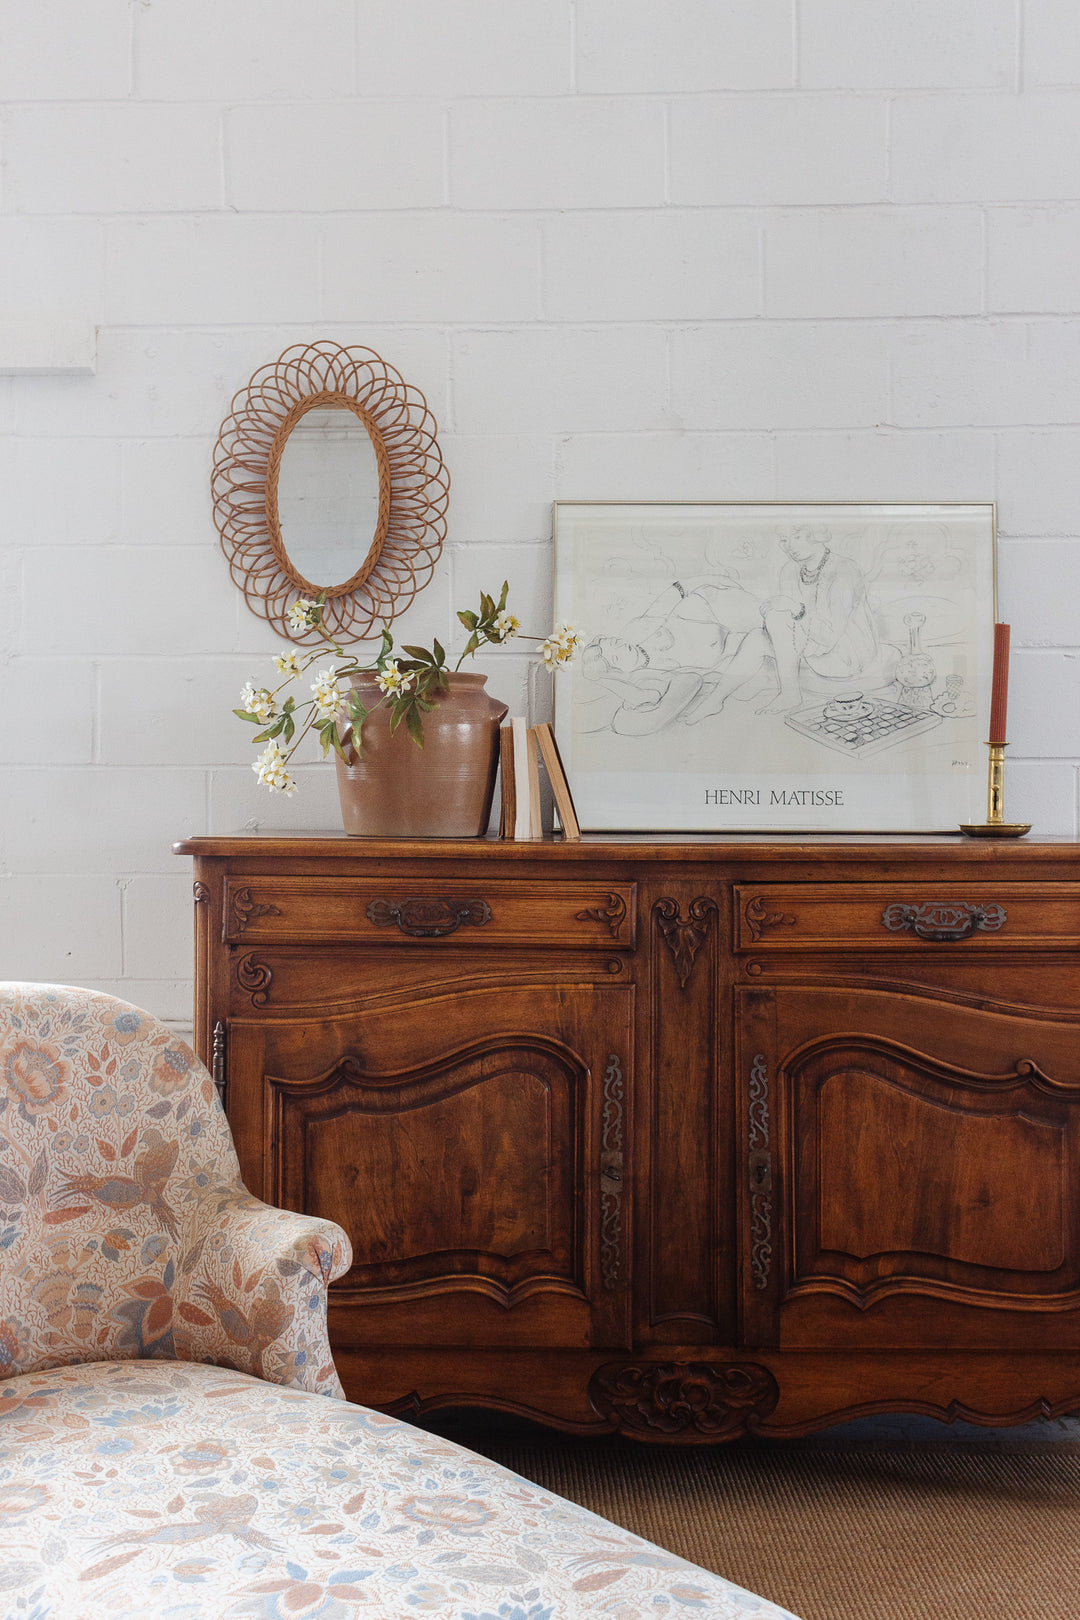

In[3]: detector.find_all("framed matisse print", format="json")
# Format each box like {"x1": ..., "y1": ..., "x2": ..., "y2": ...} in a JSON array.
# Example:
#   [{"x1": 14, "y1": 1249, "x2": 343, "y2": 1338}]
[{"x1": 553, "y1": 501, "x2": 997, "y2": 833}]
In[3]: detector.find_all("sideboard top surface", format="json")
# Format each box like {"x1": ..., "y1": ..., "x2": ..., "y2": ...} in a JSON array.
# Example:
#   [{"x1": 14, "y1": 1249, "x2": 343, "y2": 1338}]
[{"x1": 175, "y1": 830, "x2": 1080, "y2": 869}]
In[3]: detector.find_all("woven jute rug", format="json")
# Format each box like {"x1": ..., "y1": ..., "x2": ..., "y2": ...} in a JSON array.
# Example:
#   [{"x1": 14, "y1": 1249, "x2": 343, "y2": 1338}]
[{"x1": 426, "y1": 1418, "x2": 1080, "y2": 1620}]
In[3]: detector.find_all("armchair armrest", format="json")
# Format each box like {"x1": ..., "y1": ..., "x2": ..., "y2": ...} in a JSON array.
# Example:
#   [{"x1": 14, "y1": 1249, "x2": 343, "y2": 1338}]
[{"x1": 173, "y1": 1181, "x2": 352, "y2": 1398}]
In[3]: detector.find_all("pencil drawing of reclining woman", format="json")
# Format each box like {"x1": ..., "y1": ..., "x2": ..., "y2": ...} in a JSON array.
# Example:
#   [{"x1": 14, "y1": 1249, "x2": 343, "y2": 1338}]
[{"x1": 582, "y1": 529, "x2": 886, "y2": 737}]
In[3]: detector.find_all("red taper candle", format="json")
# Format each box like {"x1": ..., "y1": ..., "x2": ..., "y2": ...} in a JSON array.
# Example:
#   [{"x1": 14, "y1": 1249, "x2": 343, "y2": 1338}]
[{"x1": 988, "y1": 622, "x2": 1010, "y2": 745}]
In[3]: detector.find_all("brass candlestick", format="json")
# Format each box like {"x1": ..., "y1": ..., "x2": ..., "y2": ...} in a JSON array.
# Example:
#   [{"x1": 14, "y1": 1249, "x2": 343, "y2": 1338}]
[{"x1": 959, "y1": 742, "x2": 1030, "y2": 837}]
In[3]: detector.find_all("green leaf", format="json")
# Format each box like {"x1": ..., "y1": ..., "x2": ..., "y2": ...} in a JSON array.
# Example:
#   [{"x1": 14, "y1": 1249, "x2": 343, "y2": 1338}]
[
  {"x1": 432, "y1": 637, "x2": 445, "y2": 666},
  {"x1": 233, "y1": 708, "x2": 262, "y2": 723},
  {"x1": 283, "y1": 716, "x2": 295, "y2": 744},
  {"x1": 497, "y1": 580, "x2": 509, "y2": 611},
  {"x1": 457, "y1": 610, "x2": 478, "y2": 630},
  {"x1": 405, "y1": 703, "x2": 425, "y2": 747}
]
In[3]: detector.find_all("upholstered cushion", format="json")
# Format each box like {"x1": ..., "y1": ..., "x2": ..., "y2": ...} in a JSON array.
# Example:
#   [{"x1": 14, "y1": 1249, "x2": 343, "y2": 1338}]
[
  {"x1": 0, "y1": 1359, "x2": 800, "y2": 1619},
  {"x1": 0, "y1": 983, "x2": 351, "y2": 1396}
]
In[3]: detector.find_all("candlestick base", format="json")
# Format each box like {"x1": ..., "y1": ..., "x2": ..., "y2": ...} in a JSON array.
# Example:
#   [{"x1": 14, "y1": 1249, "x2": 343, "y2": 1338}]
[{"x1": 958, "y1": 740, "x2": 1029, "y2": 837}]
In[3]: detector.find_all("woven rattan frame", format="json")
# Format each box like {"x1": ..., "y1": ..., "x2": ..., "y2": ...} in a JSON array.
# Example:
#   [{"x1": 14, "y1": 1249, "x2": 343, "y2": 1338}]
[{"x1": 212, "y1": 342, "x2": 450, "y2": 644}]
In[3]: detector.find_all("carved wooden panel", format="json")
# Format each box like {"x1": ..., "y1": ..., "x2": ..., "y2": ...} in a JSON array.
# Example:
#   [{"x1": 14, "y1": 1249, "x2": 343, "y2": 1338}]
[
  {"x1": 589, "y1": 1360, "x2": 778, "y2": 1440},
  {"x1": 225, "y1": 979, "x2": 632, "y2": 1351},
  {"x1": 648, "y1": 888, "x2": 728, "y2": 1340},
  {"x1": 653, "y1": 896, "x2": 717, "y2": 988},
  {"x1": 782, "y1": 1023, "x2": 1080, "y2": 1321},
  {"x1": 816, "y1": 1067, "x2": 1065, "y2": 1274},
  {"x1": 222, "y1": 876, "x2": 636, "y2": 950},
  {"x1": 271, "y1": 1040, "x2": 581, "y2": 1301},
  {"x1": 733, "y1": 883, "x2": 1080, "y2": 952}
]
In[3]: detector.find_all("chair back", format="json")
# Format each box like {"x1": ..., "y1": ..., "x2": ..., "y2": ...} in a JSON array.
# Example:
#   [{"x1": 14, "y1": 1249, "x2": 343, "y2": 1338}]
[{"x1": 0, "y1": 982, "x2": 241, "y2": 1377}]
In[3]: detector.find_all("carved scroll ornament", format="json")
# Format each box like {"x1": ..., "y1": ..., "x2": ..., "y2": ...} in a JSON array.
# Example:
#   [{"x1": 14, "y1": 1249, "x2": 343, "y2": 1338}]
[
  {"x1": 365, "y1": 897, "x2": 492, "y2": 938},
  {"x1": 230, "y1": 887, "x2": 283, "y2": 935},
  {"x1": 748, "y1": 1052, "x2": 773, "y2": 1292},
  {"x1": 211, "y1": 1020, "x2": 227, "y2": 1105},
  {"x1": 235, "y1": 953, "x2": 273, "y2": 1008},
  {"x1": 599, "y1": 1054, "x2": 625, "y2": 1291},
  {"x1": 744, "y1": 895, "x2": 797, "y2": 942},
  {"x1": 881, "y1": 901, "x2": 1007, "y2": 942},
  {"x1": 575, "y1": 893, "x2": 627, "y2": 940},
  {"x1": 590, "y1": 1360, "x2": 778, "y2": 1438},
  {"x1": 654, "y1": 897, "x2": 717, "y2": 989}
]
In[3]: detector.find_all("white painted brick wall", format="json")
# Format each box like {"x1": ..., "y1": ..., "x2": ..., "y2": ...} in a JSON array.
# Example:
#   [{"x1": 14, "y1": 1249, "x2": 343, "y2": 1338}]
[
  {"x1": 2, "y1": 0, "x2": 1080, "y2": 1031},
  {"x1": 449, "y1": 98, "x2": 668, "y2": 210},
  {"x1": 670, "y1": 95, "x2": 889, "y2": 205},
  {"x1": 576, "y1": 0, "x2": 795, "y2": 92},
  {"x1": 3, "y1": 105, "x2": 223, "y2": 213},
  {"x1": 797, "y1": 0, "x2": 1018, "y2": 90},
  {"x1": 763, "y1": 208, "x2": 984, "y2": 318}
]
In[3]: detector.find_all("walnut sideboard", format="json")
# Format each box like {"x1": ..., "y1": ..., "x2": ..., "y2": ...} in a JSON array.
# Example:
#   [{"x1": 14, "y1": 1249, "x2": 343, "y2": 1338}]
[{"x1": 175, "y1": 832, "x2": 1080, "y2": 1442}]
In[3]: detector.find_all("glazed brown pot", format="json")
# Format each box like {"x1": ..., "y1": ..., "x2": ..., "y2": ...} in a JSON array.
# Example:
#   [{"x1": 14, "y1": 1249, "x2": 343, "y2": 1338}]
[{"x1": 334, "y1": 672, "x2": 509, "y2": 838}]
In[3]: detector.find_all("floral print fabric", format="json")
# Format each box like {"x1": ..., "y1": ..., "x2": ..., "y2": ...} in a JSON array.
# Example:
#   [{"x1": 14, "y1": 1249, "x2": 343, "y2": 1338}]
[
  {"x1": 0, "y1": 983, "x2": 351, "y2": 1396},
  {"x1": 0, "y1": 984, "x2": 802, "y2": 1616},
  {"x1": 0, "y1": 1359, "x2": 802, "y2": 1619}
]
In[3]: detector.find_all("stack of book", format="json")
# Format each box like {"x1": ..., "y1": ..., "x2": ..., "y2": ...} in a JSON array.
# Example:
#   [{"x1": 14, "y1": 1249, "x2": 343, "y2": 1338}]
[{"x1": 499, "y1": 719, "x2": 581, "y2": 841}]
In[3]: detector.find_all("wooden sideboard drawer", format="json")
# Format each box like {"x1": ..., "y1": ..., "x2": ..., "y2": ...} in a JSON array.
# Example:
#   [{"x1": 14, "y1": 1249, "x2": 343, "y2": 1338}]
[
  {"x1": 223, "y1": 875, "x2": 636, "y2": 950},
  {"x1": 734, "y1": 882, "x2": 1080, "y2": 952}
]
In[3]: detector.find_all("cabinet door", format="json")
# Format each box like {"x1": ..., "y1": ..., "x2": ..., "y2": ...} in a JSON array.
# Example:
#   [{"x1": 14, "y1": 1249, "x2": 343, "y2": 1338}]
[
  {"x1": 226, "y1": 979, "x2": 631, "y2": 1351},
  {"x1": 738, "y1": 984, "x2": 1080, "y2": 1350}
]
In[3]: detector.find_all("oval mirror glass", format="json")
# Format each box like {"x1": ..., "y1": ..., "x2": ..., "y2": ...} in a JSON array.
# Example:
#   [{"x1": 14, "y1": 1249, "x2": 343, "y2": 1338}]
[{"x1": 275, "y1": 405, "x2": 381, "y2": 591}]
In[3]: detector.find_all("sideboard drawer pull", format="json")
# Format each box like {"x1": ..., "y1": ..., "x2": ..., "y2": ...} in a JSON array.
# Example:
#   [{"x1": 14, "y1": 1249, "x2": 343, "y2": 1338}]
[
  {"x1": 881, "y1": 901, "x2": 1007, "y2": 942},
  {"x1": 365, "y1": 897, "x2": 492, "y2": 938}
]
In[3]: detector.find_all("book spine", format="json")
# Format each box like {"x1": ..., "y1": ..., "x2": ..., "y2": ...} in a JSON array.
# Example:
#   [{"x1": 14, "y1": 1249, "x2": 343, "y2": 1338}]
[{"x1": 511, "y1": 717, "x2": 534, "y2": 840}]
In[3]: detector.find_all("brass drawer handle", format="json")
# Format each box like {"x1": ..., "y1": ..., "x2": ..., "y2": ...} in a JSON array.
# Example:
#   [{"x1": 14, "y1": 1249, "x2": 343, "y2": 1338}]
[
  {"x1": 365, "y1": 897, "x2": 492, "y2": 938},
  {"x1": 881, "y1": 901, "x2": 1007, "y2": 942}
]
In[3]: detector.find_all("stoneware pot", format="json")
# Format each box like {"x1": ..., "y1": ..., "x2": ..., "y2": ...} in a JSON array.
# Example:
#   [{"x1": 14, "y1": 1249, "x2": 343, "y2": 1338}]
[{"x1": 335, "y1": 672, "x2": 509, "y2": 837}]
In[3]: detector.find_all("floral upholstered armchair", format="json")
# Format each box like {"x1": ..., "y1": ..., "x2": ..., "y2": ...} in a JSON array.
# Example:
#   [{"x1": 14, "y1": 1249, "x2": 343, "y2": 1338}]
[
  {"x1": 0, "y1": 981, "x2": 351, "y2": 1392},
  {"x1": 0, "y1": 984, "x2": 801, "y2": 1619}
]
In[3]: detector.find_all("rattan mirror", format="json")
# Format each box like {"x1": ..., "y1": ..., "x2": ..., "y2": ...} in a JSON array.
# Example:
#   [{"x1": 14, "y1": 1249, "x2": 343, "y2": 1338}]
[{"x1": 212, "y1": 341, "x2": 450, "y2": 644}]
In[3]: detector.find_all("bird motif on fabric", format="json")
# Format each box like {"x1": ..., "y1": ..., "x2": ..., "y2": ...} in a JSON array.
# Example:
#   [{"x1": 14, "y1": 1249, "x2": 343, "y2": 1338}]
[
  {"x1": 193, "y1": 1277, "x2": 293, "y2": 1377},
  {"x1": 53, "y1": 1136, "x2": 180, "y2": 1238},
  {"x1": 100, "y1": 1492, "x2": 276, "y2": 1549}
]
